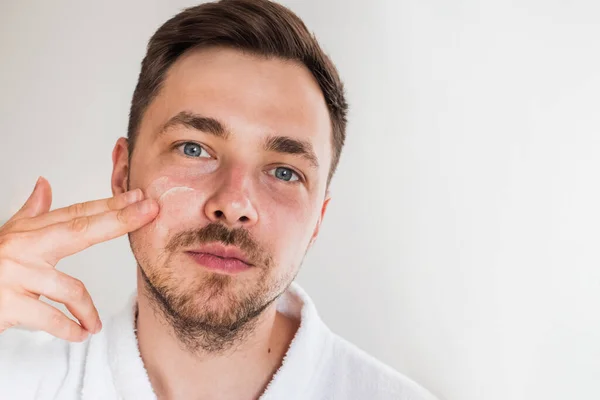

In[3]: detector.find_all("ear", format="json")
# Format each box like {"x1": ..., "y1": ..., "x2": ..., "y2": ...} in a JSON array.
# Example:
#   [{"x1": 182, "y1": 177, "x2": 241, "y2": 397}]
[
  {"x1": 308, "y1": 191, "x2": 331, "y2": 249},
  {"x1": 111, "y1": 137, "x2": 130, "y2": 196}
]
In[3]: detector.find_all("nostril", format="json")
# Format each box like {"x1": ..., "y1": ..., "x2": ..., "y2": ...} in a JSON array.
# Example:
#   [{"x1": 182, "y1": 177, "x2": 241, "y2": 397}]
[
  {"x1": 239, "y1": 216, "x2": 249, "y2": 222},
  {"x1": 215, "y1": 210, "x2": 224, "y2": 218}
]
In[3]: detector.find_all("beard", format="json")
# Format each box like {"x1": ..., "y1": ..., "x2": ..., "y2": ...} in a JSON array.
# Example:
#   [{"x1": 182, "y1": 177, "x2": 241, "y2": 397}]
[{"x1": 130, "y1": 223, "x2": 296, "y2": 354}]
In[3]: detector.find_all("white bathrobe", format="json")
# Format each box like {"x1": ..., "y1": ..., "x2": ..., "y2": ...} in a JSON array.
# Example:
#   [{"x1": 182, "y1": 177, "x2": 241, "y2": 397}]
[{"x1": 0, "y1": 282, "x2": 436, "y2": 400}]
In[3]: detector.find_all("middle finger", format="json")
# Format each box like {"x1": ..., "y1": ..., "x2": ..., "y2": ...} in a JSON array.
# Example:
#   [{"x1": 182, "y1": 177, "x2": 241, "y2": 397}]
[{"x1": 11, "y1": 189, "x2": 143, "y2": 232}]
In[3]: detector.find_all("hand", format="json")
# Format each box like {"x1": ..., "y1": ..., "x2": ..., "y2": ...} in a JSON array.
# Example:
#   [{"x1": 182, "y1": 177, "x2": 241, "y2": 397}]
[{"x1": 0, "y1": 177, "x2": 158, "y2": 342}]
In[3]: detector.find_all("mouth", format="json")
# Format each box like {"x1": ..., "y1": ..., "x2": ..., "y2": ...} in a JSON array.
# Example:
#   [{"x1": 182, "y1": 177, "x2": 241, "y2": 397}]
[{"x1": 184, "y1": 243, "x2": 253, "y2": 274}]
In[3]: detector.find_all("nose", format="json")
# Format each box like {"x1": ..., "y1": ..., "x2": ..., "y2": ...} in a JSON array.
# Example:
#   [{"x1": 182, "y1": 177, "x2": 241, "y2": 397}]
[{"x1": 203, "y1": 169, "x2": 258, "y2": 229}]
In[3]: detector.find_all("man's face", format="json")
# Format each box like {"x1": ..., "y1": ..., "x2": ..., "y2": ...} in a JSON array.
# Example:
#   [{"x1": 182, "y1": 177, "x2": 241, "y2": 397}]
[{"x1": 112, "y1": 47, "x2": 332, "y2": 337}]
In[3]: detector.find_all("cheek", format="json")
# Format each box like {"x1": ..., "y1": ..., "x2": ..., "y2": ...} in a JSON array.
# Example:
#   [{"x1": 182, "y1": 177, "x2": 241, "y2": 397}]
[
  {"x1": 142, "y1": 177, "x2": 208, "y2": 239},
  {"x1": 256, "y1": 191, "x2": 316, "y2": 259},
  {"x1": 156, "y1": 188, "x2": 197, "y2": 230}
]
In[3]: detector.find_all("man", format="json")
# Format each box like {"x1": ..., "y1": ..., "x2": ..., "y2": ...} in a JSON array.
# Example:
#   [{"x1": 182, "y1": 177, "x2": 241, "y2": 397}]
[{"x1": 0, "y1": 1, "x2": 436, "y2": 399}]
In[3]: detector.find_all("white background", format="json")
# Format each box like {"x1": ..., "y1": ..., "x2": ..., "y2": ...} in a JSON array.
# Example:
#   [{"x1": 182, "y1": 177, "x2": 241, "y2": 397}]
[{"x1": 2, "y1": 1, "x2": 600, "y2": 399}]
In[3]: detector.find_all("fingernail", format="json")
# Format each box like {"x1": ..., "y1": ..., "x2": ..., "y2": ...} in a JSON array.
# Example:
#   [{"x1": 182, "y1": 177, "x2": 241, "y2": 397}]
[
  {"x1": 125, "y1": 189, "x2": 141, "y2": 203},
  {"x1": 32, "y1": 177, "x2": 42, "y2": 193},
  {"x1": 137, "y1": 199, "x2": 153, "y2": 213},
  {"x1": 24, "y1": 177, "x2": 42, "y2": 206},
  {"x1": 95, "y1": 319, "x2": 103, "y2": 334}
]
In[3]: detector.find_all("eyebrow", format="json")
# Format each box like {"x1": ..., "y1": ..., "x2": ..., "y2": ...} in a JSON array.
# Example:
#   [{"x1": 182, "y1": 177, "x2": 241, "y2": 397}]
[
  {"x1": 158, "y1": 111, "x2": 319, "y2": 168},
  {"x1": 264, "y1": 135, "x2": 319, "y2": 168},
  {"x1": 157, "y1": 111, "x2": 229, "y2": 139}
]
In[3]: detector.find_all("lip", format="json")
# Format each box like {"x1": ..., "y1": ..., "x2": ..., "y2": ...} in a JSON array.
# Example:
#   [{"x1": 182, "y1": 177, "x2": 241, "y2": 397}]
[{"x1": 185, "y1": 243, "x2": 253, "y2": 274}]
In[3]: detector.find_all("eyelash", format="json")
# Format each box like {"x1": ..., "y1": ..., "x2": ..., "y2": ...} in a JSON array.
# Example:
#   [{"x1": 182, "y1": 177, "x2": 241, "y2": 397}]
[
  {"x1": 175, "y1": 142, "x2": 212, "y2": 159},
  {"x1": 268, "y1": 167, "x2": 303, "y2": 184},
  {"x1": 173, "y1": 141, "x2": 305, "y2": 184}
]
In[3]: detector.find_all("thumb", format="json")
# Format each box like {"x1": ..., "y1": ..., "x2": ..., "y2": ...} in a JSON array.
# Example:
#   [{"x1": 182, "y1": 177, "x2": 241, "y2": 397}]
[{"x1": 10, "y1": 177, "x2": 53, "y2": 221}]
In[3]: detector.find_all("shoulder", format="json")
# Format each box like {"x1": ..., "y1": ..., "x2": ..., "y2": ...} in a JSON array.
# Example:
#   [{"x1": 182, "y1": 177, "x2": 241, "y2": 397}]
[
  {"x1": 0, "y1": 327, "x2": 88, "y2": 399},
  {"x1": 318, "y1": 332, "x2": 438, "y2": 400},
  {"x1": 286, "y1": 283, "x2": 437, "y2": 400}
]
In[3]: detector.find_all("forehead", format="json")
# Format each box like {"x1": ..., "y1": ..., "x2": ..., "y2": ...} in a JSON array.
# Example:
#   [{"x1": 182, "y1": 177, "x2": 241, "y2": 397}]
[{"x1": 142, "y1": 47, "x2": 332, "y2": 164}]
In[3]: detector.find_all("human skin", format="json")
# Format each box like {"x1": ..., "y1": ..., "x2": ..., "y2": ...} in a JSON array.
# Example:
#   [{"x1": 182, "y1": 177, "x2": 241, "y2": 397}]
[
  {"x1": 109, "y1": 46, "x2": 334, "y2": 399},
  {"x1": 0, "y1": 180, "x2": 158, "y2": 342}
]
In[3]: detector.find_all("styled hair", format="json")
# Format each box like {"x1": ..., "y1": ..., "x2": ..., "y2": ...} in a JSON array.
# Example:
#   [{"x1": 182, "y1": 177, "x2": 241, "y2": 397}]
[{"x1": 127, "y1": 0, "x2": 348, "y2": 184}]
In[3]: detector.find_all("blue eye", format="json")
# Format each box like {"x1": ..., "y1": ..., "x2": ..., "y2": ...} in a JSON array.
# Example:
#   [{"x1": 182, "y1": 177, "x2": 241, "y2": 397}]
[
  {"x1": 178, "y1": 142, "x2": 210, "y2": 158},
  {"x1": 270, "y1": 167, "x2": 299, "y2": 182}
]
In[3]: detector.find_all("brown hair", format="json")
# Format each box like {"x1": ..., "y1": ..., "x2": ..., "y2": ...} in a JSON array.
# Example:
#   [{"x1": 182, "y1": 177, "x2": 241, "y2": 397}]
[{"x1": 127, "y1": 0, "x2": 348, "y2": 185}]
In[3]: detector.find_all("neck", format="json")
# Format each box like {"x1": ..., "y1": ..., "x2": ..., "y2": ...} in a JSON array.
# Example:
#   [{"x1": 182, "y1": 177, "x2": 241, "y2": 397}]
[{"x1": 135, "y1": 281, "x2": 299, "y2": 400}]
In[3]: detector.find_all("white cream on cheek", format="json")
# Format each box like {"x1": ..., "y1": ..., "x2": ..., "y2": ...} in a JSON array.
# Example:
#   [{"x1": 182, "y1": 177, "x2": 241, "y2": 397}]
[
  {"x1": 145, "y1": 177, "x2": 207, "y2": 237},
  {"x1": 158, "y1": 186, "x2": 194, "y2": 203}
]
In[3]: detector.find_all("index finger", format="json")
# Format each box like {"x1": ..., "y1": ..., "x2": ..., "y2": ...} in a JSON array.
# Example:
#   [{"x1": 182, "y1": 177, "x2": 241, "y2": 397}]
[
  {"x1": 12, "y1": 189, "x2": 144, "y2": 233},
  {"x1": 31, "y1": 198, "x2": 159, "y2": 265}
]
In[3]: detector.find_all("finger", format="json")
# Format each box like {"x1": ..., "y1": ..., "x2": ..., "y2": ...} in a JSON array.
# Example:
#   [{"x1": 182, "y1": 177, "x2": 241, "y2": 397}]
[
  {"x1": 12, "y1": 189, "x2": 144, "y2": 233},
  {"x1": 5, "y1": 293, "x2": 89, "y2": 342},
  {"x1": 34, "y1": 198, "x2": 159, "y2": 264},
  {"x1": 16, "y1": 265, "x2": 101, "y2": 334},
  {"x1": 7, "y1": 177, "x2": 52, "y2": 223}
]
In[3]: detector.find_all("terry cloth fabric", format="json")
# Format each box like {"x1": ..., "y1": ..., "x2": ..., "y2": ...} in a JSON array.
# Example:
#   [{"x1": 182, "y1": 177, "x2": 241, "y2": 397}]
[{"x1": 0, "y1": 282, "x2": 437, "y2": 400}]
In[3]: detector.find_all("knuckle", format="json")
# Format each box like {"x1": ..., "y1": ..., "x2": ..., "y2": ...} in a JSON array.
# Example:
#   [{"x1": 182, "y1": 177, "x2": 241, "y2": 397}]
[
  {"x1": 67, "y1": 202, "x2": 86, "y2": 218},
  {"x1": 8, "y1": 220, "x2": 25, "y2": 233},
  {"x1": 106, "y1": 196, "x2": 118, "y2": 210},
  {"x1": 0, "y1": 220, "x2": 18, "y2": 234},
  {"x1": 67, "y1": 279, "x2": 87, "y2": 301},
  {"x1": 116, "y1": 209, "x2": 129, "y2": 225},
  {"x1": 48, "y1": 308, "x2": 65, "y2": 330},
  {"x1": 48, "y1": 269, "x2": 63, "y2": 289},
  {"x1": 69, "y1": 216, "x2": 90, "y2": 234},
  {"x1": 0, "y1": 232, "x2": 23, "y2": 256}
]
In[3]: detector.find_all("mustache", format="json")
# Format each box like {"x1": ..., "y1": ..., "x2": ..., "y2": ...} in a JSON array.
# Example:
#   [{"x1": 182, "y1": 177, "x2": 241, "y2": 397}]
[{"x1": 165, "y1": 223, "x2": 272, "y2": 268}]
